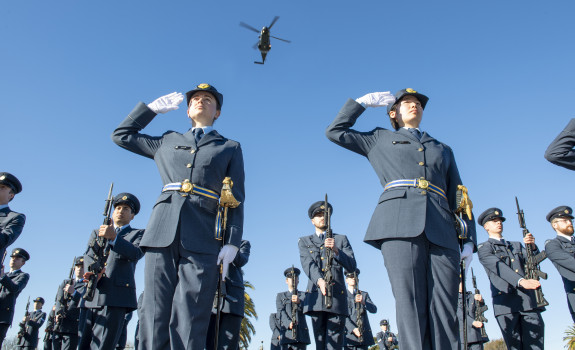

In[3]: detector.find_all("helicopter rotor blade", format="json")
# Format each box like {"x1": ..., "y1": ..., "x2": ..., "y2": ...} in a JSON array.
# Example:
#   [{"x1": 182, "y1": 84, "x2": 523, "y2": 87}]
[
  {"x1": 271, "y1": 36, "x2": 291, "y2": 43},
  {"x1": 268, "y1": 16, "x2": 279, "y2": 29},
  {"x1": 240, "y1": 22, "x2": 260, "y2": 33}
]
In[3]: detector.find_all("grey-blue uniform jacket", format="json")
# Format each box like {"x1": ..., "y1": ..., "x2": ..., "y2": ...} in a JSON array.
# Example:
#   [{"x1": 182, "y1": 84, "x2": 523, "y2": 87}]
[
  {"x1": 545, "y1": 236, "x2": 575, "y2": 313},
  {"x1": 83, "y1": 226, "x2": 144, "y2": 310},
  {"x1": 0, "y1": 270, "x2": 29, "y2": 324},
  {"x1": 344, "y1": 290, "x2": 376, "y2": 347},
  {"x1": 53, "y1": 279, "x2": 84, "y2": 333},
  {"x1": 276, "y1": 291, "x2": 311, "y2": 345},
  {"x1": 545, "y1": 118, "x2": 575, "y2": 170},
  {"x1": 17, "y1": 309, "x2": 46, "y2": 347},
  {"x1": 0, "y1": 207, "x2": 25, "y2": 260},
  {"x1": 112, "y1": 103, "x2": 245, "y2": 253},
  {"x1": 375, "y1": 330, "x2": 398, "y2": 350},
  {"x1": 478, "y1": 238, "x2": 544, "y2": 316},
  {"x1": 298, "y1": 233, "x2": 356, "y2": 315},
  {"x1": 269, "y1": 313, "x2": 281, "y2": 350},
  {"x1": 325, "y1": 99, "x2": 476, "y2": 251},
  {"x1": 457, "y1": 292, "x2": 489, "y2": 344},
  {"x1": 218, "y1": 240, "x2": 250, "y2": 317}
]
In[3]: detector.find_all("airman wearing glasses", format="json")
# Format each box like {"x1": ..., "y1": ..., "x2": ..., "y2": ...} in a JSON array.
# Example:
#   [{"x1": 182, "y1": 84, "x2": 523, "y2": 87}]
[{"x1": 545, "y1": 205, "x2": 575, "y2": 322}]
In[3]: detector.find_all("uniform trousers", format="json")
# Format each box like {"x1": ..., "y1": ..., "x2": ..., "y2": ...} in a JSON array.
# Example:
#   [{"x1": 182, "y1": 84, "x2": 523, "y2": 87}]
[
  {"x1": 44, "y1": 334, "x2": 53, "y2": 350},
  {"x1": 53, "y1": 332, "x2": 79, "y2": 350},
  {"x1": 78, "y1": 306, "x2": 127, "y2": 350},
  {"x1": 139, "y1": 228, "x2": 219, "y2": 350},
  {"x1": 495, "y1": 311, "x2": 544, "y2": 350},
  {"x1": 77, "y1": 308, "x2": 88, "y2": 346},
  {"x1": 381, "y1": 233, "x2": 460, "y2": 350},
  {"x1": 206, "y1": 312, "x2": 243, "y2": 350},
  {"x1": 307, "y1": 311, "x2": 345, "y2": 350}
]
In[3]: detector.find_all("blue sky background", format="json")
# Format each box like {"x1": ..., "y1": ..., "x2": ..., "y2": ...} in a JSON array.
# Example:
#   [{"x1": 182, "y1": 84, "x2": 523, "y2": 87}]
[{"x1": 2, "y1": 0, "x2": 575, "y2": 348}]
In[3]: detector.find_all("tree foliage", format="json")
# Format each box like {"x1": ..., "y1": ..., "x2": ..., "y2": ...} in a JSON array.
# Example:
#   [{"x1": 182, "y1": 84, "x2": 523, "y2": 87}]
[{"x1": 239, "y1": 280, "x2": 257, "y2": 349}]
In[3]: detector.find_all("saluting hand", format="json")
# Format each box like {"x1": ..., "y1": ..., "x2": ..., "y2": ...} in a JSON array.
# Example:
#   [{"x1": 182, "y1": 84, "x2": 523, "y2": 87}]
[
  {"x1": 148, "y1": 92, "x2": 185, "y2": 114},
  {"x1": 355, "y1": 92, "x2": 395, "y2": 108}
]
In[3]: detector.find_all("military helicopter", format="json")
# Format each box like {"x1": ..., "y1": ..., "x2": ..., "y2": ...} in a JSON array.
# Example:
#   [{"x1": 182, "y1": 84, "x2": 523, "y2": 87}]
[{"x1": 240, "y1": 16, "x2": 291, "y2": 64}]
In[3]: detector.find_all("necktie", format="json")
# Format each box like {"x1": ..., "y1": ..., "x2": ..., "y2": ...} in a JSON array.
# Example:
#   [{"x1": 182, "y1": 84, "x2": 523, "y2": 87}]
[
  {"x1": 408, "y1": 128, "x2": 421, "y2": 140},
  {"x1": 194, "y1": 128, "x2": 204, "y2": 143},
  {"x1": 320, "y1": 233, "x2": 325, "y2": 241}
]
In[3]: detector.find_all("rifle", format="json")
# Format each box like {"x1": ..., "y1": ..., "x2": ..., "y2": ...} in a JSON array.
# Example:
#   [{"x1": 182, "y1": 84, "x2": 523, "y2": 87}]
[
  {"x1": 323, "y1": 194, "x2": 334, "y2": 309},
  {"x1": 84, "y1": 183, "x2": 114, "y2": 302},
  {"x1": 471, "y1": 268, "x2": 488, "y2": 338},
  {"x1": 214, "y1": 177, "x2": 240, "y2": 350},
  {"x1": 455, "y1": 185, "x2": 473, "y2": 349},
  {"x1": 290, "y1": 265, "x2": 298, "y2": 339},
  {"x1": 0, "y1": 250, "x2": 6, "y2": 271},
  {"x1": 515, "y1": 197, "x2": 549, "y2": 308},
  {"x1": 17, "y1": 296, "x2": 30, "y2": 341},
  {"x1": 55, "y1": 257, "x2": 77, "y2": 328},
  {"x1": 354, "y1": 271, "x2": 364, "y2": 343}
]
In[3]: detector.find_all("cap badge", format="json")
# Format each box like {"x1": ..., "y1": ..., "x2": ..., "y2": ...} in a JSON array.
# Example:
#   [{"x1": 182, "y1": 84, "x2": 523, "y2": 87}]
[
  {"x1": 122, "y1": 196, "x2": 128, "y2": 200},
  {"x1": 565, "y1": 209, "x2": 570, "y2": 214},
  {"x1": 320, "y1": 205, "x2": 325, "y2": 210},
  {"x1": 494, "y1": 211, "x2": 499, "y2": 215},
  {"x1": 406, "y1": 88, "x2": 417, "y2": 93},
  {"x1": 198, "y1": 83, "x2": 210, "y2": 89},
  {"x1": 0, "y1": 175, "x2": 5, "y2": 180},
  {"x1": 15, "y1": 249, "x2": 19, "y2": 254}
]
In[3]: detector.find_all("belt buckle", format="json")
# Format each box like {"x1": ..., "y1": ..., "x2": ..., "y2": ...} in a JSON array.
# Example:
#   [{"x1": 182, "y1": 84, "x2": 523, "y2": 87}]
[
  {"x1": 417, "y1": 178, "x2": 429, "y2": 190},
  {"x1": 181, "y1": 180, "x2": 194, "y2": 193}
]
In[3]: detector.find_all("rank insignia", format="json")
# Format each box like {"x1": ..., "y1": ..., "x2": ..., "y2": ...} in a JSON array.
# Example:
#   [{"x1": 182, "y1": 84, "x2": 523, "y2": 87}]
[
  {"x1": 122, "y1": 196, "x2": 128, "y2": 200},
  {"x1": 494, "y1": 211, "x2": 499, "y2": 215},
  {"x1": 0, "y1": 175, "x2": 4, "y2": 180},
  {"x1": 406, "y1": 88, "x2": 417, "y2": 93},
  {"x1": 198, "y1": 83, "x2": 210, "y2": 89}
]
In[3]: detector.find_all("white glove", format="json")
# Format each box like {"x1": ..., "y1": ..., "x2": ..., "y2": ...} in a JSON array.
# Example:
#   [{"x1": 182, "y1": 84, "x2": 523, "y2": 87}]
[
  {"x1": 355, "y1": 91, "x2": 396, "y2": 108},
  {"x1": 147, "y1": 92, "x2": 184, "y2": 114},
  {"x1": 460, "y1": 242, "x2": 474, "y2": 274},
  {"x1": 217, "y1": 244, "x2": 239, "y2": 281}
]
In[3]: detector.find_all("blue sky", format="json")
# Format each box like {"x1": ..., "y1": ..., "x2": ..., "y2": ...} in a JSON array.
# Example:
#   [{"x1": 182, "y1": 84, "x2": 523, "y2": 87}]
[{"x1": 2, "y1": 0, "x2": 575, "y2": 348}]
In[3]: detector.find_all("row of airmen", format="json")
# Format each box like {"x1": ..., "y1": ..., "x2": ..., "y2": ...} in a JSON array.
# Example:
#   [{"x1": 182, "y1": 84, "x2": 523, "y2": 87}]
[{"x1": 0, "y1": 170, "x2": 253, "y2": 350}]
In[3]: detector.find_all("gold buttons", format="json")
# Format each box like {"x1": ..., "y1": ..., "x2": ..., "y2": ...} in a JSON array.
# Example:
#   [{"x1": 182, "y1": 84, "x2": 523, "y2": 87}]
[
  {"x1": 125, "y1": 284, "x2": 130, "y2": 287},
  {"x1": 321, "y1": 257, "x2": 324, "y2": 260},
  {"x1": 190, "y1": 150, "x2": 196, "y2": 154},
  {"x1": 419, "y1": 162, "x2": 425, "y2": 166},
  {"x1": 511, "y1": 259, "x2": 514, "y2": 262},
  {"x1": 418, "y1": 147, "x2": 424, "y2": 152},
  {"x1": 309, "y1": 251, "x2": 313, "y2": 253},
  {"x1": 186, "y1": 164, "x2": 192, "y2": 168},
  {"x1": 515, "y1": 269, "x2": 519, "y2": 273},
  {"x1": 320, "y1": 247, "x2": 323, "y2": 250},
  {"x1": 421, "y1": 190, "x2": 427, "y2": 195}
]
